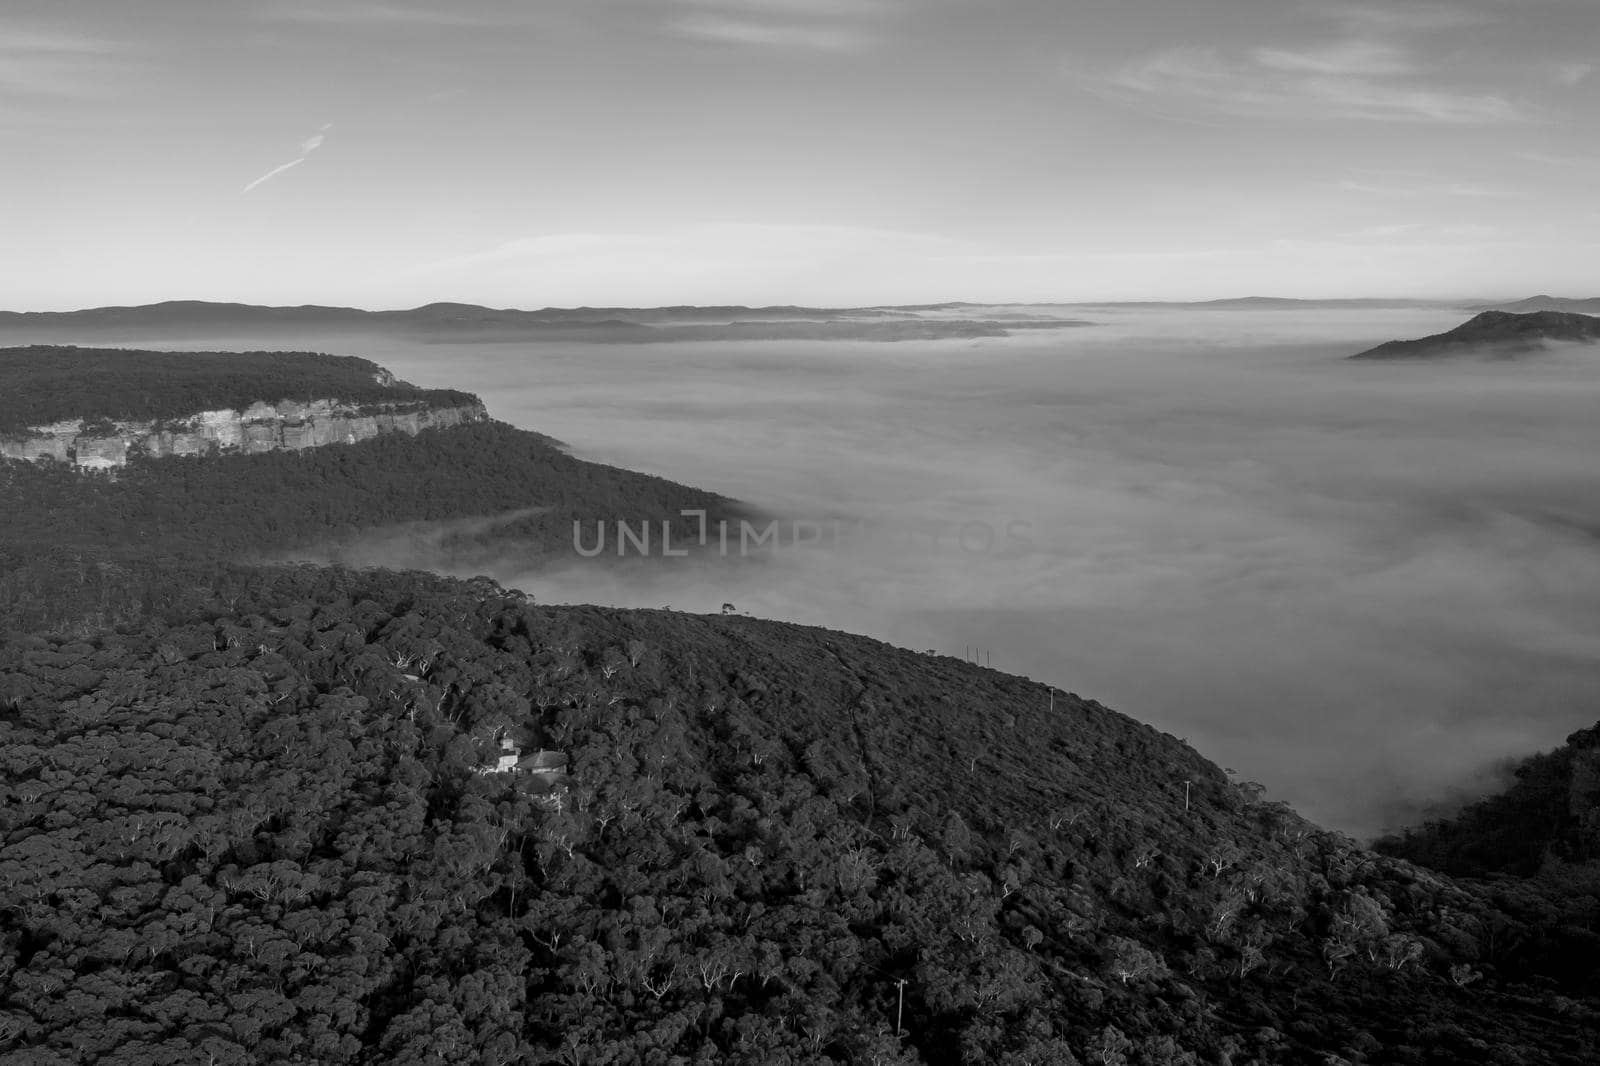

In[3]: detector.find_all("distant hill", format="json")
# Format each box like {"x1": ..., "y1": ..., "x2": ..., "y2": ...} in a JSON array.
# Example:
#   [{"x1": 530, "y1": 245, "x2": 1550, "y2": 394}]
[
  {"x1": 1351, "y1": 311, "x2": 1600, "y2": 360},
  {"x1": 1474, "y1": 295, "x2": 1600, "y2": 315},
  {"x1": 0, "y1": 299, "x2": 893, "y2": 329},
  {"x1": 1068, "y1": 297, "x2": 1463, "y2": 310},
  {"x1": 1194, "y1": 297, "x2": 1454, "y2": 310}
]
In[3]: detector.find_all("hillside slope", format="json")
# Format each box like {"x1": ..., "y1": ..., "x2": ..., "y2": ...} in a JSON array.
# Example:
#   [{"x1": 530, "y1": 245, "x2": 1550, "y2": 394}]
[
  {"x1": 0, "y1": 419, "x2": 744, "y2": 635},
  {"x1": 1352, "y1": 311, "x2": 1600, "y2": 360},
  {"x1": 2, "y1": 566, "x2": 1597, "y2": 1065}
]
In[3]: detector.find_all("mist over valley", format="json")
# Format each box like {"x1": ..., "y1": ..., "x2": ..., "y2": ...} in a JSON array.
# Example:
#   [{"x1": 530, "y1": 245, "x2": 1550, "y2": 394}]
[{"x1": 17, "y1": 303, "x2": 1599, "y2": 837}]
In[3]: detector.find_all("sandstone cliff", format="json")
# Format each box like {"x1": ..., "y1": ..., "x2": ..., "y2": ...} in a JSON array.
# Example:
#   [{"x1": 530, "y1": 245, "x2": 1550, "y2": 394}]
[{"x1": 0, "y1": 397, "x2": 488, "y2": 470}]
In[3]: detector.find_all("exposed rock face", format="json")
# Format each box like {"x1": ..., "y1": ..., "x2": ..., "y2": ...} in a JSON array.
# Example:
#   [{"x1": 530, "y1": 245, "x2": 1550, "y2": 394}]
[{"x1": 0, "y1": 398, "x2": 488, "y2": 470}]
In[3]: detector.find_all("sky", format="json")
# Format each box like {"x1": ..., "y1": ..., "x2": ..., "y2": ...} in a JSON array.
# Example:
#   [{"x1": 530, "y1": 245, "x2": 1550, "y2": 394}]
[{"x1": 3, "y1": 0, "x2": 1598, "y2": 308}]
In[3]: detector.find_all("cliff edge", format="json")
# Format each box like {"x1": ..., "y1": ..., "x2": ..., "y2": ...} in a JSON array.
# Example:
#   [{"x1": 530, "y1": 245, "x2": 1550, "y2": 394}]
[
  {"x1": 1, "y1": 397, "x2": 488, "y2": 468},
  {"x1": 0, "y1": 345, "x2": 488, "y2": 468}
]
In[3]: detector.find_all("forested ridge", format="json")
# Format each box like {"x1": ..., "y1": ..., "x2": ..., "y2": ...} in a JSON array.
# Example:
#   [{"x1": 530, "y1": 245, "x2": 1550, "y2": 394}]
[
  {"x1": 0, "y1": 420, "x2": 730, "y2": 561},
  {"x1": 0, "y1": 347, "x2": 477, "y2": 432},
  {"x1": 1, "y1": 564, "x2": 1597, "y2": 1065},
  {"x1": 0, "y1": 420, "x2": 742, "y2": 635}
]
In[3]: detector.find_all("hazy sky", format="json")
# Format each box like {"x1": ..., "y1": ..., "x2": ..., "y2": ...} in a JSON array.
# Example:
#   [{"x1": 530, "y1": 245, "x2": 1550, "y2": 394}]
[{"x1": 4, "y1": 0, "x2": 1598, "y2": 308}]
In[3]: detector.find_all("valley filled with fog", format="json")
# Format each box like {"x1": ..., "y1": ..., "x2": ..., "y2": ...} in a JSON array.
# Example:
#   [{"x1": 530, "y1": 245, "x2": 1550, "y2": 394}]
[{"x1": 37, "y1": 305, "x2": 1600, "y2": 838}]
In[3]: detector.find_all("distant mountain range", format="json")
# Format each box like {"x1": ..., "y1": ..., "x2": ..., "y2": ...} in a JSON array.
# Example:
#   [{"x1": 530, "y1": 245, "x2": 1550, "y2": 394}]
[
  {"x1": 0, "y1": 300, "x2": 1088, "y2": 343},
  {"x1": 10, "y1": 297, "x2": 1600, "y2": 348},
  {"x1": 0, "y1": 300, "x2": 900, "y2": 329},
  {"x1": 1073, "y1": 297, "x2": 1467, "y2": 310},
  {"x1": 1351, "y1": 310, "x2": 1600, "y2": 360}
]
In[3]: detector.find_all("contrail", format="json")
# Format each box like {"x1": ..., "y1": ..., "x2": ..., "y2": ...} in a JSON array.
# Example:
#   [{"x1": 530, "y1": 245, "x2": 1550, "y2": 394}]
[{"x1": 241, "y1": 123, "x2": 331, "y2": 194}]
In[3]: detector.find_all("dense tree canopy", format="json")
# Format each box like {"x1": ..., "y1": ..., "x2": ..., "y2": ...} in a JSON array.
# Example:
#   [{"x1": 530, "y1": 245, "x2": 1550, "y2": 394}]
[
  {"x1": 0, "y1": 421, "x2": 743, "y2": 634},
  {"x1": 1377, "y1": 723, "x2": 1600, "y2": 877},
  {"x1": 1, "y1": 566, "x2": 1597, "y2": 1064},
  {"x1": 0, "y1": 421, "x2": 733, "y2": 560},
  {"x1": 0, "y1": 347, "x2": 477, "y2": 432}
]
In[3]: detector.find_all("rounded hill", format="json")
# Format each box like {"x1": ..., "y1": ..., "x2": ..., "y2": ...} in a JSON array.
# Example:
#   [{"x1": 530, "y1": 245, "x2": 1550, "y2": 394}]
[{"x1": 1352, "y1": 311, "x2": 1600, "y2": 360}]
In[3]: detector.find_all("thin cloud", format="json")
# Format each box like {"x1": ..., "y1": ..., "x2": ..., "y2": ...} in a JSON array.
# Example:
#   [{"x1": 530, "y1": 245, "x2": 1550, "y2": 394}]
[
  {"x1": 1253, "y1": 41, "x2": 1415, "y2": 77},
  {"x1": 1322, "y1": 2, "x2": 1495, "y2": 33},
  {"x1": 408, "y1": 223, "x2": 951, "y2": 274},
  {"x1": 674, "y1": 15, "x2": 869, "y2": 50},
  {"x1": 0, "y1": 23, "x2": 119, "y2": 98},
  {"x1": 1344, "y1": 221, "x2": 1500, "y2": 242},
  {"x1": 1552, "y1": 62, "x2": 1593, "y2": 87},
  {"x1": 682, "y1": 0, "x2": 897, "y2": 13},
  {"x1": 241, "y1": 158, "x2": 306, "y2": 194},
  {"x1": 1106, "y1": 45, "x2": 1529, "y2": 124},
  {"x1": 1517, "y1": 149, "x2": 1600, "y2": 167},
  {"x1": 1336, "y1": 177, "x2": 1516, "y2": 198},
  {"x1": 1351, "y1": 222, "x2": 1426, "y2": 238},
  {"x1": 0, "y1": 27, "x2": 116, "y2": 54},
  {"x1": 1090, "y1": 0, "x2": 1541, "y2": 126},
  {"x1": 242, "y1": 123, "x2": 332, "y2": 194},
  {"x1": 662, "y1": 0, "x2": 895, "y2": 51},
  {"x1": 260, "y1": 3, "x2": 497, "y2": 27}
]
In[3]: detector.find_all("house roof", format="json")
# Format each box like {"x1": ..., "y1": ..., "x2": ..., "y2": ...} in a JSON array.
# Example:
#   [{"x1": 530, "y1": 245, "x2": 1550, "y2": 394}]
[{"x1": 517, "y1": 749, "x2": 568, "y2": 771}]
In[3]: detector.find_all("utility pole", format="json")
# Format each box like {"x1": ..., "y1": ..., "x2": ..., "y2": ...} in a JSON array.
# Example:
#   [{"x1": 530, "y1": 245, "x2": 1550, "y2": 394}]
[
  {"x1": 1184, "y1": 780, "x2": 1192, "y2": 812},
  {"x1": 895, "y1": 978, "x2": 908, "y2": 1038}
]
